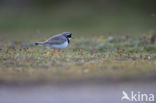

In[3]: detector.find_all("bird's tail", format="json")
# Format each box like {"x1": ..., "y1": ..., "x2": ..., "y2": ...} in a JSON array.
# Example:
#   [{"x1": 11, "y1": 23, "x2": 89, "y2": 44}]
[{"x1": 35, "y1": 42, "x2": 45, "y2": 45}]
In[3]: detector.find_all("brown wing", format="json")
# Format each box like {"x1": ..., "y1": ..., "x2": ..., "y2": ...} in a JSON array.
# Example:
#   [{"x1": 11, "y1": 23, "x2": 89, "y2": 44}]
[{"x1": 45, "y1": 34, "x2": 66, "y2": 45}]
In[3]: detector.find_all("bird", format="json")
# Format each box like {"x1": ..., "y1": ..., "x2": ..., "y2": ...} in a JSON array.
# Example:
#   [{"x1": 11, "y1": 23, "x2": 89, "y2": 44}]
[{"x1": 35, "y1": 32, "x2": 72, "y2": 49}]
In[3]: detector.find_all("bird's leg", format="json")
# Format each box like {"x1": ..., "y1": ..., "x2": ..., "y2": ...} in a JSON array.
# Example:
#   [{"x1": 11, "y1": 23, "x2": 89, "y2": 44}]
[
  {"x1": 58, "y1": 49, "x2": 61, "y2": 53},
  {"x1": 58, "y1": 49, "x2": 62, "y2": 56},
  {"x1": 55, "y1": 49, "x2": 59, "y2": 54},
  {"x1": 52, "y1": 49, "x2": 59, "y2": 55}
]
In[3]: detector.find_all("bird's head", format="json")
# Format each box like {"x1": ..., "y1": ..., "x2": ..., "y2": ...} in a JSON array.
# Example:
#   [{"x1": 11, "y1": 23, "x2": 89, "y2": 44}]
[{"x1": 63, "y1": 32, "x2": 72, "y2": 40}]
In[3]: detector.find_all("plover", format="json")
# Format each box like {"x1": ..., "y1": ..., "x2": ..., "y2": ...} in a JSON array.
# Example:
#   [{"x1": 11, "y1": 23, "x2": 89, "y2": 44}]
[{"x1": 35, "y1": 32, "x2": 72, "y2": 49}]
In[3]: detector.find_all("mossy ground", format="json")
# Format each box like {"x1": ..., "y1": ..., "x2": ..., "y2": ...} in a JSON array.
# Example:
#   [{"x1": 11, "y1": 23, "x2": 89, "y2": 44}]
[{"x1": 0, "y1": 35, "x2": 156, "y2": 84}]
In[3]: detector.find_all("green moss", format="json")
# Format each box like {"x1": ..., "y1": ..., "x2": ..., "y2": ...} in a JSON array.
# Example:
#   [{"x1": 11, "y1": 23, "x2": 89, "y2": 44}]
[{"x1": 0, "y1": 35, "x2": 156, "y2": 84}]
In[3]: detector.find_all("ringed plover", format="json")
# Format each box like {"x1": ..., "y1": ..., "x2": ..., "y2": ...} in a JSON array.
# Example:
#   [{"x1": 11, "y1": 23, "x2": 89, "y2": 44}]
[{"x1": 35, "y1": 32, "x2": 72, "y2": 49}]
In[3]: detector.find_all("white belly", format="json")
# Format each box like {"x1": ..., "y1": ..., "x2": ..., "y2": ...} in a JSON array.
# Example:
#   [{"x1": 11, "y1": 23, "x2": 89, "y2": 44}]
[{"x1": 47, "y1": 41, "x2": 68, "y2": 49}]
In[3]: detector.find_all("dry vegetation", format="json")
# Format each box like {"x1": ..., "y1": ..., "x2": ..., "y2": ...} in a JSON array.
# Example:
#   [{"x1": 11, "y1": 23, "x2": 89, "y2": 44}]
[{"x1": 0, "y1": 34, "x2": 156, "y2": 84}]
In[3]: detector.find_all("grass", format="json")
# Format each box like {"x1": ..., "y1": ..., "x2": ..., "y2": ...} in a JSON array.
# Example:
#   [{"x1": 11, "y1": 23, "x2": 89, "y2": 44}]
[{"x1": 0, "y1": 34, "x2": 156, "y2": 85}]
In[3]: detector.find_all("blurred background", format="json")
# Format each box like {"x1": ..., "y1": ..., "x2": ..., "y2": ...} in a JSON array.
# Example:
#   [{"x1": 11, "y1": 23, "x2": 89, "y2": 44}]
[
  {"x1": 0, "y1": 1, "x2": 156, "y2": 103},
  {"x1": 0, "y1": 0, "x2": 156, "y2": 40}
]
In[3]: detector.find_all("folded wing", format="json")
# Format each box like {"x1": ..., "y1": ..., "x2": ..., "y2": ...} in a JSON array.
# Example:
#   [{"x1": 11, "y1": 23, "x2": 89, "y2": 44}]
[{"x1": 45, "y1": 34, "x2": 67, "y2": 45}]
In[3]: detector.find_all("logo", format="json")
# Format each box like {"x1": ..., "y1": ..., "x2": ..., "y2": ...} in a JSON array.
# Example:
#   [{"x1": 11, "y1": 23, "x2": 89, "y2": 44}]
[
  {"x1": 121, "y1": 91, "x2": 131, "y2": 101},
  {"x1": 121, "y1": 91, "x2": 155, "y2": 102}
]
